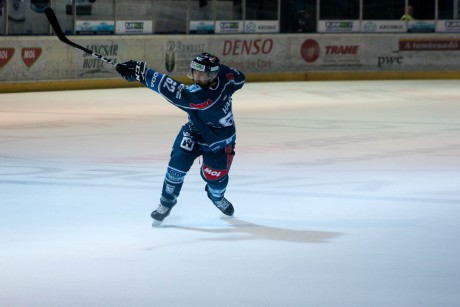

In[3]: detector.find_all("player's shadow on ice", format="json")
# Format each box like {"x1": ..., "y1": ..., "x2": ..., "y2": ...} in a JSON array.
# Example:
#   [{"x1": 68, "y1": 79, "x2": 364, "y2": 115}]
[{"x1": 168, "y1": 217, "x2": 341, "y2": 243}]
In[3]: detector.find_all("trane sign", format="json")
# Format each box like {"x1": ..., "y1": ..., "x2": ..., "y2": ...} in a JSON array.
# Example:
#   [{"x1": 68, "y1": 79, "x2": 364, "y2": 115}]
[
  {"x1": 325, "y1": 45, "x2": 359, "y2": 55},
  {"x1": 222, "y1": 39, "x2": 273, "y2": 55}
]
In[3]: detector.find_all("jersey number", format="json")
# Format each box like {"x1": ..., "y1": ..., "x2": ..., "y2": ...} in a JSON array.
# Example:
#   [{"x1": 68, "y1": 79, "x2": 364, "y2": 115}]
[{"x1": 163, "y1": 77, "x2": 177, "y2": 93}]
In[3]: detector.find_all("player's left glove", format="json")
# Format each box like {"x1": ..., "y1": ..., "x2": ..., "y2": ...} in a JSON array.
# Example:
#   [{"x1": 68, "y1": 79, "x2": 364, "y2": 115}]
[{"x1": 116, "y1": 60, "x2": 147, "y2": 83}]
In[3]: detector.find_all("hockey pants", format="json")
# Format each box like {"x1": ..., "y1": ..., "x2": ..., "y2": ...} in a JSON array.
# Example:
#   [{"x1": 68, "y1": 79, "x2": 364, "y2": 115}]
[{"x1": 160, "y1": 124, "x2": 235, "y2": 207}]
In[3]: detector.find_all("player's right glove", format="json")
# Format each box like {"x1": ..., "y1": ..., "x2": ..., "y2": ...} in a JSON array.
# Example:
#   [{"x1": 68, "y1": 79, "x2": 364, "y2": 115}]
[{"x1": 116, "y1": 60, "x2": 147, "y2": 84}]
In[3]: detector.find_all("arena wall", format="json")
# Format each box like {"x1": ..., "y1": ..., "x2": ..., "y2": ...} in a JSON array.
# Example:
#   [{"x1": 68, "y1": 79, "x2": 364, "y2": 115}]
[{"x1": 1, "y1": 33, "x2": 460, "y2": 92}]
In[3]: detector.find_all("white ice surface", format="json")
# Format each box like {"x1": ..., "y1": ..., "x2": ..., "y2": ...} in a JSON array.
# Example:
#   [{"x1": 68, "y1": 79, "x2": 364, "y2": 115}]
[{"x1": 1, "y1": 80, "x2": 460, "y2": 306}]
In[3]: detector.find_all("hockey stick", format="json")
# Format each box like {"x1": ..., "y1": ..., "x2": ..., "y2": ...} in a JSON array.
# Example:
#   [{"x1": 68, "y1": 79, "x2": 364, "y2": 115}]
[{"x1": 44, "y1": 7, "x2": 118, "y2": 66}]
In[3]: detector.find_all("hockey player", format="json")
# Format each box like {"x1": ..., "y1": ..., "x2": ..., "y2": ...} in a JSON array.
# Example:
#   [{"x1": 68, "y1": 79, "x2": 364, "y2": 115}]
[{"x1": 116, "y1": 53, "x2": 245, "y2": 225}]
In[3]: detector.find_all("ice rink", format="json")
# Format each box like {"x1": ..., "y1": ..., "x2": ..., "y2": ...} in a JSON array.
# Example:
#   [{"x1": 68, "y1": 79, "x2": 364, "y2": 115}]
[{"x1": 1, "y1": 80, "x2": 460, "y2": 306}]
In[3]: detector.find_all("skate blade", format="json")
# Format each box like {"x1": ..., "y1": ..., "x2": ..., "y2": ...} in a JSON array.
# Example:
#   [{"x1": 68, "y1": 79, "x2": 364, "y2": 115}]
[{"x1": 152, "y1": 219, "x2": 163, "y2": 227}]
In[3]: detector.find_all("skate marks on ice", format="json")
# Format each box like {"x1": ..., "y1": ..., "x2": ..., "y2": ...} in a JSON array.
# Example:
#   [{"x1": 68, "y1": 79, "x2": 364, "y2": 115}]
[{"x1": 152, "y1": 217, "x2": 341, "y2": 245}]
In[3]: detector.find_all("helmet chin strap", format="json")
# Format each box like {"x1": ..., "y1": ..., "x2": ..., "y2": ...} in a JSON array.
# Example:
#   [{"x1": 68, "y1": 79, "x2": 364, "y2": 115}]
[{"x1": 208, "y1": 75, "x2": 219, "y2": 89}]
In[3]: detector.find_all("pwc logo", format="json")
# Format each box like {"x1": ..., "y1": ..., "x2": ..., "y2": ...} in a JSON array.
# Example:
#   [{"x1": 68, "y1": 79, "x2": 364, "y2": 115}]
[
  {"x1": 22, "y1": 47, "x2": 42, "y2": 68},
  {"x1": 0, "y1": 48, "x2": 15, "y2": 68}
]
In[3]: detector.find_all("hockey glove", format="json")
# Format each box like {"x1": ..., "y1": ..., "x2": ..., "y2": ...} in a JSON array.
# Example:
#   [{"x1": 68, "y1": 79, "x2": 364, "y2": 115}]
[{"x1": 116, "y1": 60, "x2": 147, "y2": 83}]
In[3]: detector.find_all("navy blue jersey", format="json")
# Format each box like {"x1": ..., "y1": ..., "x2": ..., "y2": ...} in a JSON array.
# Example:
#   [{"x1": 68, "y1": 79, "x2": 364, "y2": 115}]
[{"x1": 144, "y1": 64, "x2": 245, "y2": 152}]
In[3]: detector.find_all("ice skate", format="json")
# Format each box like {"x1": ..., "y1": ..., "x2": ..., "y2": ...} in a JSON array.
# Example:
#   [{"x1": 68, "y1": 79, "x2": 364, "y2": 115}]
[
  {"x1": 151, "y1": 204, "x2": 172, "y2": 226},
  {"x1": 205, "y1": 185, "x2": 234, "y2": 216},
  {"x1": 210, "y1": 197, "x2": 234, "y2": 216}
]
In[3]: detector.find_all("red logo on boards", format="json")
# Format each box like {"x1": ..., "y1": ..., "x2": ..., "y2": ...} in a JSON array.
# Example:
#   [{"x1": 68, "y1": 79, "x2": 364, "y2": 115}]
[
  {"x1": 0, "y1": 48, "x2": 15, "y2": 68},
  {"x1": 22, "y1": 48, "x2": 42, "y2": 67},
  {"x1": 300, "y1": 39, "x2": 320, "y2": 63},
  {"x1": 222, "y1": 39, "x2": 273, "y2": 55}
]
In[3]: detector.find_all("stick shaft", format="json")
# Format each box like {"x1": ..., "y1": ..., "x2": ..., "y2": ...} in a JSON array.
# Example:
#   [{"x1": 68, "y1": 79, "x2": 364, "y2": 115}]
[{"x1": 44, "y1": 7, "x2": 118, "y2": 66}]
